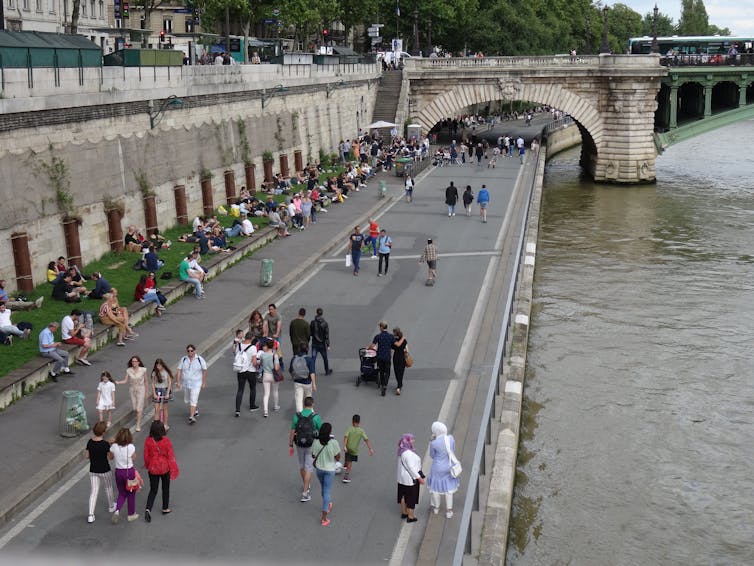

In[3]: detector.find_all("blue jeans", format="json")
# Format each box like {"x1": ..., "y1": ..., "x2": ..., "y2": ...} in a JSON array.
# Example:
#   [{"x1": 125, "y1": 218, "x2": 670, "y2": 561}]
[
  {"x1": 311, "y1": 343, "x2": 330, "y2": 373},
  {"x1": 351, "y1": 250, "x2": 361, "y2": 273},
  {"x1": 225, "y1": 225, "x2": 242, "y2": 238},
  {"x1": 316, "y1": 469, "x2": 334, "y2": 512},
  {"x1": 142, "y1": 292, "x2": 161, "y2": 307},
  {"x1": 447, "y1": 204, "x2": 456, "y2": 215},
  {"x1": 182, "y1": 276, "x2": 203, "y2": 297}
]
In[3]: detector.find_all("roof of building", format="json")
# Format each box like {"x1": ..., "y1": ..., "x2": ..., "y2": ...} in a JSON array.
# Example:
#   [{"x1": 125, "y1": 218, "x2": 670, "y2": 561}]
[{"x1": 0, "y1": 30, "x2": 101, "y2": 50}]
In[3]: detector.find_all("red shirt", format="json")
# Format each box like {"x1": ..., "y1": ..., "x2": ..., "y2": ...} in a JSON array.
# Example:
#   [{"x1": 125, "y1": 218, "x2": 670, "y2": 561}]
[{"x1": 369, "y1": 221, "x2": 379, "y2": 238}]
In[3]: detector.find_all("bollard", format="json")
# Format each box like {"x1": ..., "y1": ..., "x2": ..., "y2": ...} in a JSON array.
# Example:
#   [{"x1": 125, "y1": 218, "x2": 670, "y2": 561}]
[{"x1": 259, "y1": 258, "x2": 274, "y2": 287}]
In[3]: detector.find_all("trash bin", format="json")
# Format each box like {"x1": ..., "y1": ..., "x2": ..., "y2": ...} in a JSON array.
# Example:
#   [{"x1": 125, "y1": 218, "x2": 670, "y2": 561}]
[
  {"x1": 59, "y1": 390, "x2": 89, "y2": 437},
  {"x1": 259, "y1": 258, "x2": 274, "y2": 287},
  {"x1": 378, "y1": 181, "x2": 387, "y2": 199},
  {"x1": 395, "y1": 157, "x2": 412, "y2": 177}
]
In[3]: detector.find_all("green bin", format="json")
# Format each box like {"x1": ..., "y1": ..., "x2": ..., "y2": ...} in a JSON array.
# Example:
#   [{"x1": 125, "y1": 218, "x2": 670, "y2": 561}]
[
  {"x1": 259, "y1": 259, "x2": 274, "y2": 287},
  {"x1": 395, "y1": 157, "x2": 412, "y2": 177},
  {"x1": 59, "y1": 391, "x2": 89, "y2": 437}
]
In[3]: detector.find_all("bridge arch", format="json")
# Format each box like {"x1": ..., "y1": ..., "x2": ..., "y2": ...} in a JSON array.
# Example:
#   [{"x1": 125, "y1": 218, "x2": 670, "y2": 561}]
[{"x1": 414, "y1": 81, "x2": 604, "y2": 148}]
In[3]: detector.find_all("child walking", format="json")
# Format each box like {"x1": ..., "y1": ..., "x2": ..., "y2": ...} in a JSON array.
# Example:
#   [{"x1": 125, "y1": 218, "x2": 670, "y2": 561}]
[
  {"x1": 96, "y1": 371, "x2": 115, "y2": 428},
  {"x1": 150, "y1": 358, "x2": 173, "y2": 430},
  {"x1": 85, "y1": 421, "x2": 117, "y2": 524},
  {"x1": 342, "y1": 414, "x2": 374, "y2": 483}
]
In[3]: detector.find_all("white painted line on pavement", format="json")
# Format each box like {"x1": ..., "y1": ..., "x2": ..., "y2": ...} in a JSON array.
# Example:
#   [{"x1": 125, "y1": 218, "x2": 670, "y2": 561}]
[
  {"x1": 319, "y1": 250, "x2": 501, "y2": 264},
  {"x1": 0, "y1": 465, "x2": 88, "y2": 550},
  {"x1": 330, "y1": 195, "x2": 402, "y2": 257}
]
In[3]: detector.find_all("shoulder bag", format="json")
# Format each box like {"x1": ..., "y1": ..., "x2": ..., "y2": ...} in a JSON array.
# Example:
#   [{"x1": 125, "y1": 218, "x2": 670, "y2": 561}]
[
  {"x1": 403, "y1": 344, "x2": 413, "y2": 368},
  {"x1": 444, "y1": 435, "x2": 462, "y2": 479}
]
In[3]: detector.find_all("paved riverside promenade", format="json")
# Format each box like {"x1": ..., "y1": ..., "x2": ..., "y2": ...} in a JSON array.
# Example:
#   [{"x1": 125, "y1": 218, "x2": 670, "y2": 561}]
[{"x1": 0, "y1": 151, "x2": 531, "y2": 565}]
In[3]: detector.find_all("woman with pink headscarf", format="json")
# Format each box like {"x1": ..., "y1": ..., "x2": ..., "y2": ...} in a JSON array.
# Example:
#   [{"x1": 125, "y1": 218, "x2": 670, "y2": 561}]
[{"x1": 396, "y1": 433, "x2": 425, "y2": 523}]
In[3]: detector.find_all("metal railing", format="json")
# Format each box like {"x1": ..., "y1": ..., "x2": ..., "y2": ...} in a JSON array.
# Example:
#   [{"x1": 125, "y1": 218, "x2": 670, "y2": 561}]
[
  {"x1": 451, "y1": 147, "x2": 541, "y2": 565},
  {"x1": 661, "y1": 53, "x2": 754, "y2": 67}
]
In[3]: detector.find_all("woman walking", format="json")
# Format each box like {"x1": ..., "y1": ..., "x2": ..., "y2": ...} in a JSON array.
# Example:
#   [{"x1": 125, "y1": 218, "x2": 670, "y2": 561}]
[
  {"x1": 392, "y1": 327, "x2": 408, "y2": 395},
  {"x1": 150, "y1": 358, "x2": 173, "y2": 430},
  {"x1": 427, "y1": 421, "x2": 461, "y2": 518},
  {"x1": 109, "y1": 427, "x2": 138, "y2": 523},
  {"x1": 85, "y1": 421, "x2": 117, "y2": 523},
  {"x1": 311, "y1": 422, "x2": 341, "y2": 526},
  {"x1": 462, "y1": 185, "x2": 474, "y2": 216},
  {"x1": 404, "y1": 174, "x2": 414, "y2": 203},
  {"x1": 397, "y1": 433, "x2": 424, "y2": 523},
  {"x1": 248, "y1": 309, "x2": 265, "y2": 343},
  {"x1": 117, "y1": 356, "x2": 148, "y2": 432},
  {"x1": 143, "y1": 421, "x2": 179, "y2": 522},
  {"x1": 258, "y1": 338, "x2": 280, "y2": 417}
]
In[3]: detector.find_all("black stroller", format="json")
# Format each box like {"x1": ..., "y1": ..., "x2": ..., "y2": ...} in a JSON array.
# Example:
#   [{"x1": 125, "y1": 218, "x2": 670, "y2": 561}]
[{"x1": 356, "y1": 348, "x2": 379, "y2": 387}]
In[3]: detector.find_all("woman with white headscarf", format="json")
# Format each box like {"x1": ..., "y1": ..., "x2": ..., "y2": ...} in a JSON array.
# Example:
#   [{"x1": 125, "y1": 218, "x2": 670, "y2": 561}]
[
  {"x1": 396, "y1": 434, "x2": 425, "y2": 523},
  {"x1": 427, "y1": 421, "x2": 460, "y2": 518}
]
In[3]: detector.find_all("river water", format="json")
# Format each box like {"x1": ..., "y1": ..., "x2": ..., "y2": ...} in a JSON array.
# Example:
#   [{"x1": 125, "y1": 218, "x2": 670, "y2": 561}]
[{"x1": 507, "y1": 120, "x2": 754, "y2": 565}]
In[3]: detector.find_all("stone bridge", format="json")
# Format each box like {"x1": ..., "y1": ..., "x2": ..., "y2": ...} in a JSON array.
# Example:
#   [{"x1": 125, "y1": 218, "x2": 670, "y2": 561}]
[{"x1": 403, "y1": 55, "x2": 666, "y2": 184}]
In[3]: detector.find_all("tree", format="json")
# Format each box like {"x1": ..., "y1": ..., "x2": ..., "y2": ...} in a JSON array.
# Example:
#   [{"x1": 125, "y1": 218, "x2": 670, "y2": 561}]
[
  {"x1": 132, "y1": 0, "x2": 167, "y2": 47},
  {"x1": 69, "y1": 0, "x2": 81, "y2": 34},
  {"x1": 640, "y1": 10, "x2": 675, "y2": 37},
  {"x1": 677, "y1": 0, "x2": 709, "y2": 35}
]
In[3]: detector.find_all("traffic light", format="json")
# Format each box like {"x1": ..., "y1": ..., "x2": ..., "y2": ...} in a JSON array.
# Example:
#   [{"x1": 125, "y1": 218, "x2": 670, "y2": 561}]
[
  {"x1": 323, "y1": 29, "x2": 328, "y2": 38},
  {"x1": 122, "y1": 2, "x2": 128, "y2": 17},
  {"x1": 160, "y1": 30, "x2": 165, "y2": 43}
]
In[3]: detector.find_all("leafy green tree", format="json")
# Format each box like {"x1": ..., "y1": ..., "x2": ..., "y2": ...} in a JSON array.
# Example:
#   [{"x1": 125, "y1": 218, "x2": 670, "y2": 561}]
[
  {"x1": 707, "y1": 24, "x2": 731, "y2": 35},
  {"x1": 640, "y1": 10, "x2": 675, "y2": 37},
  {"x1": 677, "y1": 0, "x2": 709, "y2": 35},
  {"x1": 132, "y1": 0, "x2": 167, "y2": 47}
]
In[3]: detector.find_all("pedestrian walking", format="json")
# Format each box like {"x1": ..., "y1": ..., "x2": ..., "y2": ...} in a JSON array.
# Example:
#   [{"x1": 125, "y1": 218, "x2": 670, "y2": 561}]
[
  {"x1": 85, "y1": 421, "x2": 117, "y2": 524},
  {"x1": 175, "y1": 344, "x2": 207, "y2": 425},
  {"x1": 377, "y1": 228, "x2": 393, "y2": 277},
  {"x1": 233, "y1": 332, "x2": 259, "y2": 417},
  {"x1": 96, "y1": 371, "x2": 116, "y2": 427},
  {"x1": 39, "y1": 321, "x2": 72, "y2": 381},
  {"x1": 365, "y1": 218, "x2": 380, "y2": 258},
  {"x1": 289, "y1": 307, "x2": 310, "y2": 353},
  {"x1": 342, "y1": 414, "x2": 374, "y2": 483},
  {"x1": 475, "y1": 143, "x2": 484, "y2": 165},
  {"x1": 477, "y1": 185, "x2": 490, "y2": 223},
  {"x1": 462, "y1": 185, "x2": 474, "y2": 216},
  {"x1": 258, "y1": 338, "x2": 280, "y2": 417},
  {"x1": 116, "y1": 356, "x2": 148, "y2": 432},
  {"x1": 289, "y1": 341, "x2": 316, "y2": 413},
  {"x1": 248, "y1": 309, "x2": 265, "y2": 343},
  {"x1": 143, "y1": 420, "x2": 179, "y2": 523},
  {"x1": 289, "y1": 396, "x2": 323, "y2": 503},
  {"x1": 150, "y1": 358, "x2": 173, "y2": 430},
  {"x1": 349, "y1": 226, "x2": 365, "y2": 276},
  {"x1": 310, "y1": 308, "x2": 332, "y2": 375},
  {"x1": 445, "y1": 181, "x2": 459, "y2": 216},
  {"x1": 404, "y1": 174, "x2": 414, "y2": 203},
  {"x1": 369, "y1": 321, "x2": 394, "y2": 396},
  {"x1": 419, "y1": 239, "x2": 438, "y2": 282},
  {"x1": 397, "y1": 433, "x2": 425, "y2": 523},
  {"x1": 109, "y1": 427, "x2": 139, "y2": 523},
  {"x1": 311, "y1": 422, "x2": 341, "y2": 526},
  {"x1": 427, "y1": 421, "x2": 461, "y2": 518},
  {"x1": 392, "y1": 327, "x2": 409, "y2": 395},
  {"x1": 263, "y1": 303, "x2": 282, "y2": 342}
]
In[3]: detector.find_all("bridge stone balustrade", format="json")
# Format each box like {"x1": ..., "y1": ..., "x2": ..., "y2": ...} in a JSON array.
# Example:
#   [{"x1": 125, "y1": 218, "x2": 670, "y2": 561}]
[{"x1": 403, "y1": 54, "x2": 667, "y2": 184}]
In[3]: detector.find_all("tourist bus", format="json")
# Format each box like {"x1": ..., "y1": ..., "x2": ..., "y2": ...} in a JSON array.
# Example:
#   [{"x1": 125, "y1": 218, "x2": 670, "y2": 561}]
[{"x1": 628, "y1": 35, "x2": 754, "y2": 55}]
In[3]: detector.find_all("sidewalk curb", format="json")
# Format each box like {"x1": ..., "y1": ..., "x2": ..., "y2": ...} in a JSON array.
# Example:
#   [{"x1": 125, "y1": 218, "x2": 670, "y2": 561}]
[{"x1": 0, "y1": 194, "x2": 397, "y2": 529}]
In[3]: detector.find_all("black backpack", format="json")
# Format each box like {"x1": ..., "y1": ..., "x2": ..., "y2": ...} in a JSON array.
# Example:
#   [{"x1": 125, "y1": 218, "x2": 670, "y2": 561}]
[{"x1": 295, "y1": 412, "x2": 317, "y2": 448}]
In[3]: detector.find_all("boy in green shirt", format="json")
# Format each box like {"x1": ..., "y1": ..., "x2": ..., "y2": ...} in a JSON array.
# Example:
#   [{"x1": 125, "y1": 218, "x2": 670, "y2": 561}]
[{"x1": 342, "y1": 414, "x2": 374, "y2": 483}]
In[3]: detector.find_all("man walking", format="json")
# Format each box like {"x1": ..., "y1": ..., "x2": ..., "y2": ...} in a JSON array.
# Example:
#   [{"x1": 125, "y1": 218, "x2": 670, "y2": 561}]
[
  {"x1": 445, "y1": 181, "x2": 459, "y2": 217},
  {"x1": 289, "y1": 396, "x2": 323, "y2": 502},
  {"x1": 39, "y1": 321, "x2": 72, "y2": 381},
  {"x1": 349, "y1": 226, "x2": 365, "y2": 276},
  {"x1": 310, "y1": 308, "x2": 332, "y2": 375},
  {"x1": 289, "y1": 342, "x2": 316, "y2": 413},
  {"x1": 377, "y1": 228, "x2": 393, "y2": 277},
  {"x1": 369, "y1": 321, "x2": 394, "y2": 397},
  {"x1": 289, "y1": 307, "x2": 310, "y2": 354},
  {"x1": 175, "y1": 344, "x2": 207, "y2": 425},
  {"x1": 477, "y1": 184, "x2": 490, "y2": 223},
  {"x1": 234, "y1": 332, "x2": 259, "y2": 417},
  {"x1": 263, "y1": 303, "x2": 282, "y2": 342},
  {"x1": 419, "y1": 239, "x2": 438, "y2": 282}
]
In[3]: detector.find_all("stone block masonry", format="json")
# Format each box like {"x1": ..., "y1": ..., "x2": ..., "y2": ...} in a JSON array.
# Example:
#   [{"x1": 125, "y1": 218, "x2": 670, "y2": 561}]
[{"x1": 0, "y1": 68, "x2": 378, "y2": 289}]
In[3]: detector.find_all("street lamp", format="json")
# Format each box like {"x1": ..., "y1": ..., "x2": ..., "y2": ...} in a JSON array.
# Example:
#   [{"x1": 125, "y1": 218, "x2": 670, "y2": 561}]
[
  {"x1": 261, "y1": 84, "x2": 287, "y2": 108},
  {"x1": 147, "y1": 95, "x2": 184, "y2": 129},
  {"x1": 651, "y1": 4, "x2": 659, "y2": 53},
  {"x1": 585, "y1": 12, "x2": 592, "y2": 55},
  {"x1": 600, "y1": 5, "x2": 610, "y2": 54}
]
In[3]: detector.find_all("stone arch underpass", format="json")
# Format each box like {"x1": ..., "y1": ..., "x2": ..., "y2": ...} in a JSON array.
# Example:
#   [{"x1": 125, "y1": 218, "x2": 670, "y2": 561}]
[{"x1": 403, "y1": 55, "x2": 666, "y2": 184}]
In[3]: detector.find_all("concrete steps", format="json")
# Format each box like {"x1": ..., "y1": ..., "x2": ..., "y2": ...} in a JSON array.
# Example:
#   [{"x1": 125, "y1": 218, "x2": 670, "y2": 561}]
[{"x1": 370, "y1": 69, "x2": 403, "y2": 136}]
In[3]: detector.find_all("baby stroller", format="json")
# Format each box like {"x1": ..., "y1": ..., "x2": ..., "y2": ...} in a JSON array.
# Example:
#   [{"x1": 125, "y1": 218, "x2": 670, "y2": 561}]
[{"x1": 356, "y1": 347, "x2": 379, "y2": 387}]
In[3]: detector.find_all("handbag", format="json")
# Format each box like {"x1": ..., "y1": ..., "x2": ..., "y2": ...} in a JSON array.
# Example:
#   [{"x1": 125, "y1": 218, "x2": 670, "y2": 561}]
[
  {"x1": 125, "y1": 469, "x2": 143, "y2": 492},
  {"x1": 444, "y1": 435, "x2": 462, "y2": 479},
  {"x1": 345, "y1": 254, "x2": 352, "y2": 268},
  {"x1": 273, "y1": 354, "x2": 284, "y2": 382},
  {"x1": 404, "y1": 346, "x2": 413, "y2": 368}
]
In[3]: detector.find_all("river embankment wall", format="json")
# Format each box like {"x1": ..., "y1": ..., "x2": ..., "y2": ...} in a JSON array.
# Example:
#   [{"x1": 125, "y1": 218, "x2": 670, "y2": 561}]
[
  {"x1": 478, "y1": 123, "x2": 580, "y2": 564},
  {"x1": 0, "y1": 66, "x2": 378, "y2": 289}
]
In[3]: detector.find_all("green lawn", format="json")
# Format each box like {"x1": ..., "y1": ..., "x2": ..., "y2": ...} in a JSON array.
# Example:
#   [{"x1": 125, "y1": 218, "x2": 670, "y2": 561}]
[{"x1": 0, "y1": 176, "x2": 342, "y2": 377}]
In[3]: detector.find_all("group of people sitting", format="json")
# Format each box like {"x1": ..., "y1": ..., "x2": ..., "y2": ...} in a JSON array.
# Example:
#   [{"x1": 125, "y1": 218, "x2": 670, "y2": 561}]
[{"x1": 46, "y1": 257, "x2": 113, "y2": 304}]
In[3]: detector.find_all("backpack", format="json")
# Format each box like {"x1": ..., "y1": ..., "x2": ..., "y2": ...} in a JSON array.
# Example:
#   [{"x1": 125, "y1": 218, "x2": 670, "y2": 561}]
[
  {"x1": 295, "y1": 411, "x2": 317, "y2": 447},
  {"x1": 290, "y1": 354, "x2": 310, "y2": 381},
  {"x1": 233, "y1": 344, "x2": 253, "y2": 372},
  {"x1": 312, "y1": 318, "x2": 326, "y2": 344}
]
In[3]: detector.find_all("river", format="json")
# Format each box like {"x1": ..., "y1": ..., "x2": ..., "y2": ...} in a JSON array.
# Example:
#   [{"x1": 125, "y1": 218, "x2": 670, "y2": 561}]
[{"x1": 507, "y1": 120, "x2": 754, "y2": 565}]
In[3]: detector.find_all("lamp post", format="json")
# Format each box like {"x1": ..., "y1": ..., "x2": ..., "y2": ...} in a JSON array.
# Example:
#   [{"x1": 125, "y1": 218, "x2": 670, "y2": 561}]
[
  {"x1": 651, "y1": 4, "x2": 659, "y2": 53},
  {"x1": 413, "y1": 10, "x2": 419, "y2": 55},
  {"x1": 147, "y1": 95, "x2": 184, "y2": 129},
  {"x1": 585, "y1": 11, "x2": 592, "y2": 55},
  {"x1": 600, "y1": 5, "x2": 610, "y2": 54}
]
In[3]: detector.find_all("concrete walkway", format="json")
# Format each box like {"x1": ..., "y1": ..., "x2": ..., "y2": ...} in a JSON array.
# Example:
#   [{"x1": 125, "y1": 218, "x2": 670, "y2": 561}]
[{"x1": 0, "y1": 166, "x2": 422, "y2": 528}]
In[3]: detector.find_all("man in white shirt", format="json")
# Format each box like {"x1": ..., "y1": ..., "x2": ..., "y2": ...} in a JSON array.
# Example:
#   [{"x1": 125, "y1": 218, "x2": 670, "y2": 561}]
[
  {"x1": 175, "y1": 344, "x2": 207, "y2": 424},
  {"x1": 61, "y1": 308, "x2": 92, "y2": 366},
  {"x1": 0, "y1": 302, "x2": 30, "y2": 342}
]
